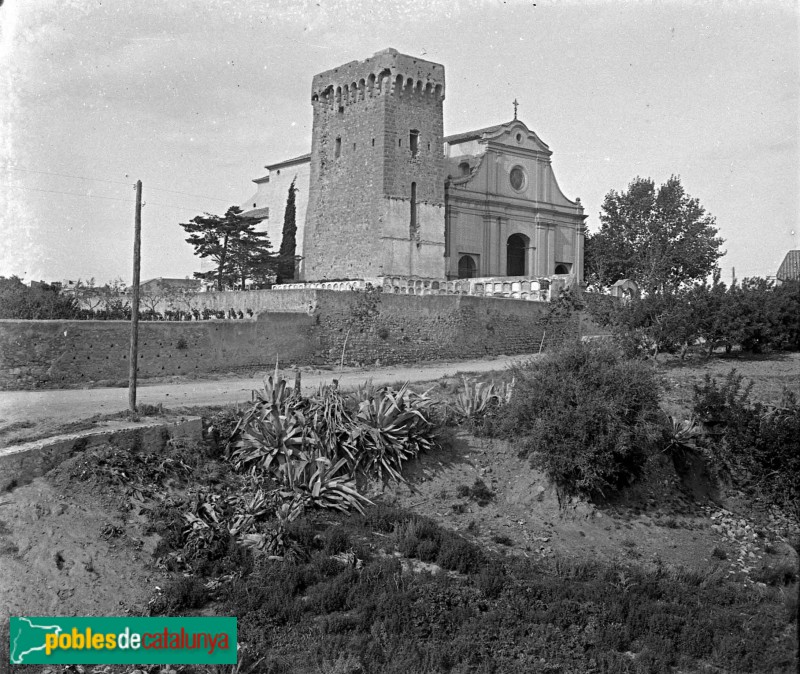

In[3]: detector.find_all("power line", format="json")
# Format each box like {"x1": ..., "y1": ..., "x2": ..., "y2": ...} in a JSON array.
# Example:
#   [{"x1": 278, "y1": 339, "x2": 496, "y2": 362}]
[
  {"x1": 4, "y1": 165, "x2": 133, "y2": 186},
  {"x1": 144, "y1": 200, "x2": 216, "y2": 212},
  {"x1": 3, "y1": 164, "x2": 235, "y2": 203},
  {"x1": 2, "y1": 181, "x2": 224, "y2": 214},
  {"x1": 1, "y1": 182, "x2": 135, "y2": 203}
]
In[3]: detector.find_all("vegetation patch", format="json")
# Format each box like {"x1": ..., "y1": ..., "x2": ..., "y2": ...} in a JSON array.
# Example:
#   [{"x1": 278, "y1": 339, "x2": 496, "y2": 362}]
[
  {"x1": 492, "y1": 340, "x2": 663, "y2": 499},
  {"x1": 692, "y1": 370, "x2": 800, "y2": 516}
]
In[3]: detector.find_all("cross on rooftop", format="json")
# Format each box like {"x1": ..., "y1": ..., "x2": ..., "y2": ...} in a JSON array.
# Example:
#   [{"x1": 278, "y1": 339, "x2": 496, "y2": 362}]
[{"x1": 513, "y1": 98, "x2": 519, "y2": 120}]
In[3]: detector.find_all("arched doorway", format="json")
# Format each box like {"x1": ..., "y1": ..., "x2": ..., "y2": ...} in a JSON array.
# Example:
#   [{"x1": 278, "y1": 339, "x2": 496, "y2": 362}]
[
  {"x1": 458, "y1": 255, "x2": 477, "y2": 279},
  {"x1": 506, "y1": 234, "x2": 528, "y2": 276},
  {"x1": 554, "y1": 264, "x2": 569, "y2": 275}
]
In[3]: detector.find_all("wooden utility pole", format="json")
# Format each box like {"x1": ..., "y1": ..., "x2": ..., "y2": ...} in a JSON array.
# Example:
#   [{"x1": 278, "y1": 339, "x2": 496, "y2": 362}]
[{"x1": 129, "y1": 180, "x2": 142, "y2": 413}]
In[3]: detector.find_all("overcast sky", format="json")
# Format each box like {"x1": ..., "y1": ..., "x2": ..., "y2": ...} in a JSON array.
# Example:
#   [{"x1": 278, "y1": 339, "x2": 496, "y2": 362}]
[{"x1": 1, "y1": 0, "x2": 797, "y2": 285}]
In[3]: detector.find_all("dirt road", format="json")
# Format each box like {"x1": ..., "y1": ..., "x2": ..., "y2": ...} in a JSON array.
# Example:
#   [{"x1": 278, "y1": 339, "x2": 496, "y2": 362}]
[{"x1": 0, "y1": 356, "x2": 521, "y2": 434}]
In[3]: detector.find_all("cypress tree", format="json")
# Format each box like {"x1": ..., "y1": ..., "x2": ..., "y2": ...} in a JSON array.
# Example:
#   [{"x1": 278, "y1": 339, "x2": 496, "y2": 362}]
[{"x1": 278, "y1": 178, "x2": 298, "y2": 281}]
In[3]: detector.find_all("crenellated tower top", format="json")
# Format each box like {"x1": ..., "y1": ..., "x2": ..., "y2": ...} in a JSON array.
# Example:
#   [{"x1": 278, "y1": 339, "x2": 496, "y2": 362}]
[{"x1": 311, "y1": 48, "x2": 445, "y2": 109}]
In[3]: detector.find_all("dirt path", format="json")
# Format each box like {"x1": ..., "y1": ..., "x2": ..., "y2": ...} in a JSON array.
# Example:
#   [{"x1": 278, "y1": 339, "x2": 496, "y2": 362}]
[{"x1": 0, "y1": 356, "x2": 520, "y2": 446}]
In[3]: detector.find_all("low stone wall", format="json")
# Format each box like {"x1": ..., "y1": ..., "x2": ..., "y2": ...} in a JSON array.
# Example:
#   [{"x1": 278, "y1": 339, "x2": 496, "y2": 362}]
[
  {"x1": 275, "y1": 274, "x2": 563, "y2": 301},
  {"x1": 140, "y1": 287, "x2": 319, "y2": 316},
  {"x1": 0, "y1": 290, "x2": 605, "y2": 390},
  {"x1": 0, "y1": 418, "x2": 203, "y2": 491},
  {"x1": 0, "y1": 312, "x2": 318, "y2": 389}
]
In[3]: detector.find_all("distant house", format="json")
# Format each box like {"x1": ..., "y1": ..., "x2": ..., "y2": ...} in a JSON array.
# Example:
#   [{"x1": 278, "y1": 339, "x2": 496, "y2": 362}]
[
  {"x1": 139, "y1": 278, "x2": 203, "y2": 294},
  {"x1": 776, "y1": 250, "x2": 800, "y2": 283}
]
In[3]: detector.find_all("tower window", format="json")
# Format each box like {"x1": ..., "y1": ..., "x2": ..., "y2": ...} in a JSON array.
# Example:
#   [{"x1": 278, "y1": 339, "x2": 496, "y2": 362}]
[
  {"x1": 410, "y1": 182, "x2": 417, "y2": 233},
  {"x1": 410, "y1": 130, "x2": 419, "y2": 157},
  {"x1": 335, "y1": 137, "x2": 341, "y2": 158},
  {"x1": 372, "y1": 138, "x2": 375, "y2": 147},
  {"x1": 398, "y1": 138, "x2": 402, "y2": 147}
]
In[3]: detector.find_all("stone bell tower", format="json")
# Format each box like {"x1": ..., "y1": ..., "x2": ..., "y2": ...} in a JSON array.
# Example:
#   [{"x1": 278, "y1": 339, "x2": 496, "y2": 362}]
[{"x1": 301, "y1": 48, "x2": 446, "y2": 281}]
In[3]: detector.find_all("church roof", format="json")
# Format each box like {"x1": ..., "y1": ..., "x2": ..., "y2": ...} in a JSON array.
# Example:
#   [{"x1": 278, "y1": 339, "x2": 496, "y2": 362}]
[
  {"x1": 777, "y1": 250, "x2": 800, "y2": 281},
  {"x1": 444, "y1": 122, "x2": 511, "y2": 144},
  {"x1": 241, "y1": 207, "x2": 270, "y2": 220},
  {"x1": 266, "y1": 153, "x2": 311, "y2": 170}
]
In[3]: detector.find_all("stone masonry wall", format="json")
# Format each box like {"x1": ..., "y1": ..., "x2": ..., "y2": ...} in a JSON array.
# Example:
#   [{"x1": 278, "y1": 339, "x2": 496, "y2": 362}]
[
  {"x1": 0, "y1": 290, "x2": 600, "y2": 390},
  {"x1": 0, "y1": 313, "x2": 317, "y2": 390},
  {"x1": 309, "y1": 290, "x2": 578, "y2": 367}
]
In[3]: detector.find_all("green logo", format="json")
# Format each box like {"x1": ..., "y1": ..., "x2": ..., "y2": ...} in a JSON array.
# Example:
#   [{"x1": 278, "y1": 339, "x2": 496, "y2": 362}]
[{"x1": 9, "y1": 617, "x2": 237, "y2": 665}]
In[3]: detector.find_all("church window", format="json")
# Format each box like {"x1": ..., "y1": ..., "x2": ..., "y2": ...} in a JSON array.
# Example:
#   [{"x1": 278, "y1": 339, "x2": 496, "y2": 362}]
[
  {"x1": 372, "y1": 138, "x2": 375, "y2": 147},
  {"x1": 353, "y1": 142, "x2": 356, "y2": 151},
  {"x1": 410, "y1": 130, "x2": 419, "y2": 157},
  {"x1": 459, "y1": 162, "x2": 470, "y2": 176},
  {"x1": 398, "y1": 138, "x2": 402, "y2": 147},
  {"x1": 555, "y1": 264, "x2": 570, "y2": 275},
  {"x1": 458, "y1": 255, "x2": 478, "y2": 279},
  {"x1": 335, "y1": 137, "x2": 341, "y2": 158},
  {"x1": 509, "y1": 166, "x2": 526, "y2": 191}
]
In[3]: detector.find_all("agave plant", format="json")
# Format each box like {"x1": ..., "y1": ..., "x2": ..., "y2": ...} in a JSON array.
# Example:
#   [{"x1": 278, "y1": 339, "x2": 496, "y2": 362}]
[
  {"x1": 304, "y1": 383, "x2": 358, "y2": 467},
  {"x1": 277, "y1": 455, "x2": 370, "y2": 514},
  {"x1": 349, "y1": 383, "x2": 438, "y2": 482},
  {"x1": 662, "y1": 416, "x2": 704, "y2": 456},
  {"x1": 228, "y1": 405, "x2": 313, "y2": 474},
  {"x1": 453, "y1": 377, "x2": 502, "y2": 421},
  {"x1": 228, "y1": 488, "x2": 278, "y2": 536}
]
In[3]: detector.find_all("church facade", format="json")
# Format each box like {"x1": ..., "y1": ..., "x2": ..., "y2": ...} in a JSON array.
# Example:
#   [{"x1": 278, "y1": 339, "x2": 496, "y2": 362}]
[{"x1": 243, "y1": 48, "x2": 585, "y2": 283}]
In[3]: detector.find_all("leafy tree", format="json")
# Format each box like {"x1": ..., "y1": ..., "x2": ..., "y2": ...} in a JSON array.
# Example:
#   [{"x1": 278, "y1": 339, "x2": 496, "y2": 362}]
[
  {"x1": 277, "y1": 178, "x2": 298, "y2": 282},
  {"x1": 180, "y1": 206, "x2": 271, "y2": 291},
  {"x1": 585, "y1": 176, "x2": 725, "y2": 294},
  {"x1": 75, "y1": 278, "x2": 129, "y2": 319},
  {"x1": 0, "y1": 276, "x2": 79, "y2": 319}
]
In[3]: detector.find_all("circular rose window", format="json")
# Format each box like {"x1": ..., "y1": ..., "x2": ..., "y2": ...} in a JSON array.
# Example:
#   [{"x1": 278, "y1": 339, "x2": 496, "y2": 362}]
[{"x1": 509, "y1": 166, "x2": 526, "y2": 191}]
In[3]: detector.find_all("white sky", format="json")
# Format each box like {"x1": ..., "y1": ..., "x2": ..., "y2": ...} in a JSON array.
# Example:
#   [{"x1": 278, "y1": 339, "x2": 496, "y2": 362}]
[{"x1": 1, "y1": 0, "x2": 797, "y2": 284}]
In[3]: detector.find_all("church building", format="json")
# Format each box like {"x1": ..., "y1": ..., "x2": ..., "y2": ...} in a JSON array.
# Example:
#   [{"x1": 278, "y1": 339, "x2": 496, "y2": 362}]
[{"x1": 243, "y1": 48, "x2": 585, "y2": 283}]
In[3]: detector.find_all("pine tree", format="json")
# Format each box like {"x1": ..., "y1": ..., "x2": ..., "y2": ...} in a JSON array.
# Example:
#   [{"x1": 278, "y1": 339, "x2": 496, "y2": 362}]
[
  {"x1": 180, "y1": 206, "x2": 270, "y2": 290},
  {"x1": 278, "y1": 178, "x2": 298, "y2": 282}
]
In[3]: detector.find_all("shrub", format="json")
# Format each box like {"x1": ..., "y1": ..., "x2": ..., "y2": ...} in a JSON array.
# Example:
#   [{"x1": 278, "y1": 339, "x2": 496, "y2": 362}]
[
  {"x1": 477, "y1": 563, "x2": 507, "y2": 598},
  {"x1": 495, "y1": 340, "x2": 663, "y2": 498},
  {"x1": 150, "y1": 576, "x2": 208, "y2": 614},
  {"x1": 324, "y1": 527, "x2": 351, "y2": 555},
  {"x1": 436, "y1": 534, "x2": 484, "y2": 574},
  {"x1": 751, "y1": 562, "x2": 798, "y2": 586},
  {"x1": 711, "y1": 547, "x2": 727, "y2": 561},
  {"x1": 363, "y1": 504, "x2": 415, "y2": 534},
  {"x1": 693, "y1": 372, "x2": 800, "y2": 513},
  {"x1": 393, "y1": 516, "x2": 443, "y2": 560},
  {"x1": 455, "y1": 479, "x2": 494, "y2": 506}
]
